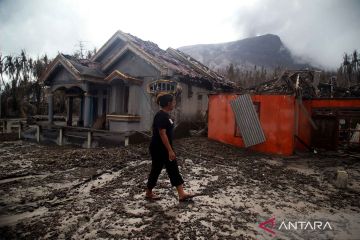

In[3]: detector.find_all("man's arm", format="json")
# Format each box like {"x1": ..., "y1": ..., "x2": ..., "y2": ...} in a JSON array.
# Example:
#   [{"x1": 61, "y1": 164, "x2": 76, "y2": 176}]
[{"x1": 159, "y1": 129, "x2": 176, "y2": 161}]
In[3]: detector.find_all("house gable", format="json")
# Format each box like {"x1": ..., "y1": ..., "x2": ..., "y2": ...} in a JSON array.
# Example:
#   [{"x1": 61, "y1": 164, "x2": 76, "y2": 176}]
[
  {"x1": 94, "y1": 37, "x2": 127, "y2": 64},
  {"x1": 49, "y1": 66, "x2": 80, "y2": 86},
  {"x1": 105, "y1": 50, "x2": 161, "y2": 78},
  {"x1": 92, "y1": 31, "x2": 128, "y2": 62},
  {"x1": 42, "y1": 55, "x2": 82, "y2": 86}
]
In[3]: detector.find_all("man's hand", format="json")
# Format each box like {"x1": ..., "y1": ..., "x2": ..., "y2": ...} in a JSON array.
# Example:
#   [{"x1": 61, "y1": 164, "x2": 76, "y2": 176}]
[
  {"x1": 159, "y1": 129, "x2": 176, "y2": 161},
  {"x1": 168, "y1": 150, "x2": 176, "y2": 161}
]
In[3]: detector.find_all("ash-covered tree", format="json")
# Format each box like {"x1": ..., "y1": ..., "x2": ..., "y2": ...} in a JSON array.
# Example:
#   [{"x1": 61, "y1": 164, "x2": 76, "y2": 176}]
[
  {"x1": 0, "y1": 50, "x2": 50, "y2": 117},
  {"x1": 336, "y1": 50, "x2": 360, "y2": 87}
]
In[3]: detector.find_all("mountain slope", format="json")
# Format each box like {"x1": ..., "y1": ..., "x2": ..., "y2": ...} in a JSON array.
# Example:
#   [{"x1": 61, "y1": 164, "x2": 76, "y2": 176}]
[{"x1": 178, "y1": 34, "x2": 309, "y2": 70}]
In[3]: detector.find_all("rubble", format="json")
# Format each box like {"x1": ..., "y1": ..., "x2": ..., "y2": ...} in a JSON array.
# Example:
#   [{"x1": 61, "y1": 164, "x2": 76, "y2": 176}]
[
  {"x1": 247, "y1": 70, "x2": 319, "y2": 98},
  {"x1": 336, "y1": 170, "x2": 348, "y2": 189},
  {"x1": 247, "y1": 69, "x2": 360, "y2": 98}
]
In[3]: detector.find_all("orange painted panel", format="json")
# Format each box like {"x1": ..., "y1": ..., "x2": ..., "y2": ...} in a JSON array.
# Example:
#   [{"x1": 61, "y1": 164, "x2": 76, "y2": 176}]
[{"x1": 208, "y1": 94, "x2": 295, "y2": 156}]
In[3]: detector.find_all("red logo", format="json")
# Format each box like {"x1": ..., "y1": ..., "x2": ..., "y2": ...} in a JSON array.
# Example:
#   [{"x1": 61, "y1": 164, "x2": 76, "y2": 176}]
[{"x1": 258, "y1": 217, "x2": 276, "y2": 236}]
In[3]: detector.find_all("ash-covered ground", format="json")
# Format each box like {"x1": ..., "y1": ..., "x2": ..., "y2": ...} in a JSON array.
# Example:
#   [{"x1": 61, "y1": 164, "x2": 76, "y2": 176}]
[{"x1": 0, "y1": 136, "x2": 359, "y2": 239}]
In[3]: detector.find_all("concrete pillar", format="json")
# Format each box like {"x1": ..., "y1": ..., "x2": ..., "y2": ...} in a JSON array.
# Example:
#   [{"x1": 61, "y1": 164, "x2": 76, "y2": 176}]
[
  {"x1": 98, "y1": 91, "x2": 103, "y2": 116},
  {"x1": 59, "y1": 128, "x2": 63, "y2": 146},
  {"x1": 66, "y1": 96, "x2": 74, "y2": 126},
  {"x1": 6, "y1": 120, "x2": 11, "y2": 133},
  {"x1": 0, "y1": 120, "x2": 5, "y2": 133},
  {"x1": 84, "y1": 92, "x2": 91, "y2": 128},
  {"x1": 36, "y1": 125, "x2": 41, "y2": 142},
  {"x1": 18, "y1": 122, "x2": 22, "y2": 139},
  {"x1": 77, "y1": 96, "x2": 84, "y2": 127},
  {"x1": 124, "y1": 136, "x2": 129, "y2": 147},
  {"x1": 48, "y1": 92, "x2": 54, "y2": 124},
  {"x1": 87, "y1": 131, "x2": 92, "y2": 148}
]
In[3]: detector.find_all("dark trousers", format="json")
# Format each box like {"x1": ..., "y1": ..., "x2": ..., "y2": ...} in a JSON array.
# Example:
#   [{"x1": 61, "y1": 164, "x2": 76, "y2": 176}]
[{"x1": 146, "y1": 147, "x2": 184, "y2": 190}]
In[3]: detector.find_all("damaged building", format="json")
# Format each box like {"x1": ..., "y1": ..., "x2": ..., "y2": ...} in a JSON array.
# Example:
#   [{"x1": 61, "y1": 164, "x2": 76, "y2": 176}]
[
  {"x1": 41, "y1": 30, "x2": 235, "y2": 133},
  {"x1": 208, "y1": 70, "x2": 360, "y2": 155}
]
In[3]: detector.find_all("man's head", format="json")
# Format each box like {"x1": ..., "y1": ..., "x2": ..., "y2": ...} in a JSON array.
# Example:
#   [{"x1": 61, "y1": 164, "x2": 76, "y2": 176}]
[{"x1": 157, "y1": 94, "x2": 175, "y2": 110}]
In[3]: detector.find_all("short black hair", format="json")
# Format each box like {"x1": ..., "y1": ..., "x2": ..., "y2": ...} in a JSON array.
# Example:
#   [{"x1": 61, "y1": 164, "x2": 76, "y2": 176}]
[{"x1": 157, "y1": 94, "x2": 174, "y2": 108}]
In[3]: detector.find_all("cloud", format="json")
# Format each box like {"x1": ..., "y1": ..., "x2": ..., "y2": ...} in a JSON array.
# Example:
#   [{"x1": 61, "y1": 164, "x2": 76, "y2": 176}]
[
  {"x1": 0, "y1": 0, "x2": 88, "y2": 57},
  {"x1": 232, "y1": 0, "x2": 360, "y2": 69},
  {"x1": 0, "y1": 0, "x2": 359, "y2": 70}
]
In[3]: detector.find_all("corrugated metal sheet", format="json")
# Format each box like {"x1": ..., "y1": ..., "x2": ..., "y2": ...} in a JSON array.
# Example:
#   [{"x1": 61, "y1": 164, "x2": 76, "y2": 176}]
[{"x1": 230, "y1": 94, "x2": 266, "y2": 147}]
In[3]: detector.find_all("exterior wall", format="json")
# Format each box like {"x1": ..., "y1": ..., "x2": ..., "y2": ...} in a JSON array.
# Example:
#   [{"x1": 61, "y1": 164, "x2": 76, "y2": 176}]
[
  {"x1": 111, "y1": 82, "x2": 125, "y2": 114},
  {"x1": 104, "y1": 49, "x2": 213, "y2": 133},
  {"x1": 208, "y1": 94, "x2": 295, "y2": 156},
  {"x1": 128, "y1": 85, "x2": 140, "y2": 115},
  {"x1": 297, "y1": 99, "x2": 360, "y2": 150},
  {"x1": 109, "y1": 121, "x2": 141, "y2": 132},
  {"x1": 139, "y1": 77, "x2": 161, "y2": 131},
  {"x1": 106, "y1": 50, "x2": 161, "y2": 132},
  {"x1": 108, "y1": 79, "x2": 155, "y2": 133},
  {"x1": 177, "y1": 83, "x2": 209, "y2": 122},
  {"x1": 108, "y1": 77, "x2": 160, "y2": 133}
]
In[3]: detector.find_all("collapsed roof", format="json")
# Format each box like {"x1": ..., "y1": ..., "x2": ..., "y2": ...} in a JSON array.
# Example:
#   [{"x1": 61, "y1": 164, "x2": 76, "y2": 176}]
[
  {"x1": 247, "y1": 70, "x2": 320, "y2": 98},
  {"x1": 42, "y1": 30, "x2": 236, "y2": 91},
  {"x1": 247, "y1": 69, "x2": 360, "y2": 98}
]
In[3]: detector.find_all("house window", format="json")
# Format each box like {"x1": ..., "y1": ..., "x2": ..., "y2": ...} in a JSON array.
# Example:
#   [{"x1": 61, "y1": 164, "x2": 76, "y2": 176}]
[{"x1": 235, "y1": 102, "x2": 260, "y2": 137}]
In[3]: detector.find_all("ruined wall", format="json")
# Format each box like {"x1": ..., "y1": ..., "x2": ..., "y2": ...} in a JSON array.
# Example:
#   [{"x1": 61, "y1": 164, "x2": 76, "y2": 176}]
[
  {"x1": 208, "y1": 94, "x2": 295, "y2": 156},
  {"x1": 297, "y1": 99, "x2": 360, "y2": 150}
]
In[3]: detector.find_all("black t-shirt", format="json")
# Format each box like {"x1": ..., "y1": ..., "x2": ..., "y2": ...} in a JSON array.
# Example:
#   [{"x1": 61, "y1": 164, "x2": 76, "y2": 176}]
[{"x1": 150, "y1": 110, "x2": 174, "y2": 150}]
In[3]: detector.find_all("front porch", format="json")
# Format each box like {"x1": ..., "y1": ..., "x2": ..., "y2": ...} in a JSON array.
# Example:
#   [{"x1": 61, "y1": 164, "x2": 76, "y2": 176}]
[
  {"x1": 42, "y1": 55, "x2": 144, "y2": 133},
  {"x1": 47, "y1": 83, "x2": 109, "y2": 129}
]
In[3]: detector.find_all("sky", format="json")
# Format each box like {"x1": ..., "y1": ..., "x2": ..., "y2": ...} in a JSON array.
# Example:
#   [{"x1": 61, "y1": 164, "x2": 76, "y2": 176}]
[{"x1": 0, "y1": 0, "x2": 359, "y2": 70}]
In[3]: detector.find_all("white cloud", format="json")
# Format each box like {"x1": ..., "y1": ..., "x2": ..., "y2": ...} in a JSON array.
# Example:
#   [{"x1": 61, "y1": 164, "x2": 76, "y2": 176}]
[
  {"x1": 0, "y1": 0, "x2": 359, "y2": 69},
  {"x1": 233, "y1": 0, "x2": 360, "y2": 69}
]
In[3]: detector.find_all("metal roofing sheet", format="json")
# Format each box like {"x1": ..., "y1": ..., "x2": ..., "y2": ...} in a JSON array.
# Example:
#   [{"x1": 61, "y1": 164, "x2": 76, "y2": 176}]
[{"x1": 230, "y1": 94, "x2": 266, "y2": 147}]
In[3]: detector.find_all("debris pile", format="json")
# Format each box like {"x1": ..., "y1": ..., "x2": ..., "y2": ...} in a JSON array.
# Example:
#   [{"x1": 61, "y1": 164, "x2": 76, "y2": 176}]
[
  {"x1": 247, "y1": 69, "x2": 360, "y2": 98},
  {"x1": 248, "y1": 70, "x2": 319, "y2": 98}
]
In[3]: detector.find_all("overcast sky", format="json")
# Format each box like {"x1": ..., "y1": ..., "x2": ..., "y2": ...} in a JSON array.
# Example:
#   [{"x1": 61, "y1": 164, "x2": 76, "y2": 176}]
[{"x1": 0, "y1": 0, "x2": 359, "y2": 69}]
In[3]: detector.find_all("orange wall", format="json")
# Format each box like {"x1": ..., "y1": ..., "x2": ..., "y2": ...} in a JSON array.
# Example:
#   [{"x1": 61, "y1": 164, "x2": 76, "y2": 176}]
[
  {"x1": 208, "y1": 94, "x2": 295, "y2": 156},
  {"x1": 297, "y1": 99, "x2": 360, "y2": 149}
]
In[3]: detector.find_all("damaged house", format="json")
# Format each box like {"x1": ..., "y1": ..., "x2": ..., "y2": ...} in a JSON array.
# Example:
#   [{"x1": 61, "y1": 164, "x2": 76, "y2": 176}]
[
  {"x1": 41, "y1": 30, "x2": 235, "y2": 133},
  {"x1": 208, "y1": 70, "x2": 360, "y2": 155}
]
